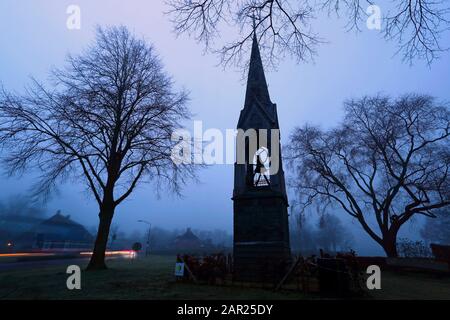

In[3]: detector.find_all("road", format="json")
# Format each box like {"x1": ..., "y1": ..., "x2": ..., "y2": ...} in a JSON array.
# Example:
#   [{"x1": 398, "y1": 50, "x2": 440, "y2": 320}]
[
  {"x1": 0, "y1": 256, "x2": 91, "y2": 272},
  {"x1": 0, "y1": 251, "x2": 135, "y2": 272}
]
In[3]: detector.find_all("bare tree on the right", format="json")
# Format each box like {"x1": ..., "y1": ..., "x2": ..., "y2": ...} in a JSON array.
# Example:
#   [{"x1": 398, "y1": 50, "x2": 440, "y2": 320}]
[{"x1": 287, "y1": 94, "x2": 450, "y2": 257}]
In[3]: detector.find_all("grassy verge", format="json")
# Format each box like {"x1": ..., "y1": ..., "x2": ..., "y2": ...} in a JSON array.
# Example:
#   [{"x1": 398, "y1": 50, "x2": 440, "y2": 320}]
[
  {"x1": 0, "y1": 255, "x2": 448, "y2": 300},
  {"x1": 367, "y1": 270, "x2": 450, "y2": 300},
  {"x1": 0, "y1": 255, "x2": 309, "y2": 300}
]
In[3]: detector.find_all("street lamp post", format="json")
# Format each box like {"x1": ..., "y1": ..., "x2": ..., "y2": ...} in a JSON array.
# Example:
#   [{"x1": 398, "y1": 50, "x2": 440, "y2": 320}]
[{"x1": 137, "y1": 220, "x2": 152, "y2": 256}]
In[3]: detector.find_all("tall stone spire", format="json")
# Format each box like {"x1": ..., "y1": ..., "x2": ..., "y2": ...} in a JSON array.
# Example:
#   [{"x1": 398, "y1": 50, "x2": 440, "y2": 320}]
[
  {"x1": 244, "y1": 32, "x2": 271, "y2": 108},
  {"x1": 233, "y1": 21, "x2": 291, "y2": 283}
]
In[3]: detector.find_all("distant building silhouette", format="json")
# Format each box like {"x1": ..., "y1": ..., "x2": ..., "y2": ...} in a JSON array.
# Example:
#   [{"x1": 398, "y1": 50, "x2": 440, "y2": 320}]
[
  {"x1": 173, "y1": 227, "x2": 202, "y2": 251},
  {"x1": 2, "y1": 210, "x2": 93, "y2": 251}
]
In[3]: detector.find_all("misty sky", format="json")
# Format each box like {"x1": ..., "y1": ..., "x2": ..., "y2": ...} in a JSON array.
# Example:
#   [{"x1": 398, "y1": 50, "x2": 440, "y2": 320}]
[{"x1": 0, "y1": 1, "x2": 449, "y2": 255}]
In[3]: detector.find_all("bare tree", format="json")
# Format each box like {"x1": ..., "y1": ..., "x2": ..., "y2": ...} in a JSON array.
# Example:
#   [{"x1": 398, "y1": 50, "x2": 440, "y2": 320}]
[
  {"x1": 287, "y1": 94, "x2": 450, "y2": 257},
  {"x1": 382, "y1": 0, "x2": 450, "y2": 64},
  {"x1": 290, "y1": 209, "x2": 317, "y2": 254},
  {"x1": 0, "y1": 26, "x2": 194, "y2": 270},
  {"x1": 108, "y1": 224, "x2": 120, "y2": 249},
  {"x1": 290, "y1": 206, "x2": 353, "y2": 254},
  {"x1": 316, "y1": 212, "x2": 353, "y2": 253},
  {"x1": 167, "y1": 0, "x2": 320, "y2": 67},
  {"x1": 167, "y1": 0, "x2": 450, "y2": 66}
]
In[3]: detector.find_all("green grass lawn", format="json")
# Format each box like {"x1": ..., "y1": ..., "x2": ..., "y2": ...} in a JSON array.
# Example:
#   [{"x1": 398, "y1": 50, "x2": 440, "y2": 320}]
[
  {"x1": 0, "y1": 255, "x2": 448, "y2": 300},
  {"x1": 368, "y1": 270, "x2": 450, "y2": 300}
]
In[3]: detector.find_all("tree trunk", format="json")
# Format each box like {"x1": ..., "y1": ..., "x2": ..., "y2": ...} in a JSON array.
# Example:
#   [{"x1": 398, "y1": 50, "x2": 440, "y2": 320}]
[
  {"x1": 382, "y1": 234, "x2": 398, "y2": 258},
  {"x1": 86, "y1": 206, "x2": 114, "y2": 271}
]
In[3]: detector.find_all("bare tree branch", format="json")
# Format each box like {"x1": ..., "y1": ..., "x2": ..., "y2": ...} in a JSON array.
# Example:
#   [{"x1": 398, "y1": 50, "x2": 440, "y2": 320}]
[
  {"x1": 167, "y1": 0, "x2": 450, "y2": 67},
  {"x1": 287, "y1": 94, "x2": 450, "y2": 256}
]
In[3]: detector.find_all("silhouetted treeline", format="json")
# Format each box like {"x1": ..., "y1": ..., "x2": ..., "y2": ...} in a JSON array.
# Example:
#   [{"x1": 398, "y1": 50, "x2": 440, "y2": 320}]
[
  {"x1": 290, "y1": 211, "x2": 354, "y2": 256},
  {"x1": 123, "y1": 227, "x2": 232, "y2": 252},
  {"x1": 0, "y1": 195, "x2": 46, "y2": 218}
]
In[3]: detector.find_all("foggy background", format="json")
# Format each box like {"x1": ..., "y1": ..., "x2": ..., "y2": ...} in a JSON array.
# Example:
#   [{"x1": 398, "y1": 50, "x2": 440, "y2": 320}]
[{"x1": 0, "y1": 0, "x2": 449, "y2": 255}]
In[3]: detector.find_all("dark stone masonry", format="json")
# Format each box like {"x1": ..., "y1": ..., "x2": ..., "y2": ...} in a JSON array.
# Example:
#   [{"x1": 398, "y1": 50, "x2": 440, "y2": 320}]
[{"x1": 232, "y1": 33, "x2": 291, "y2": 282}]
